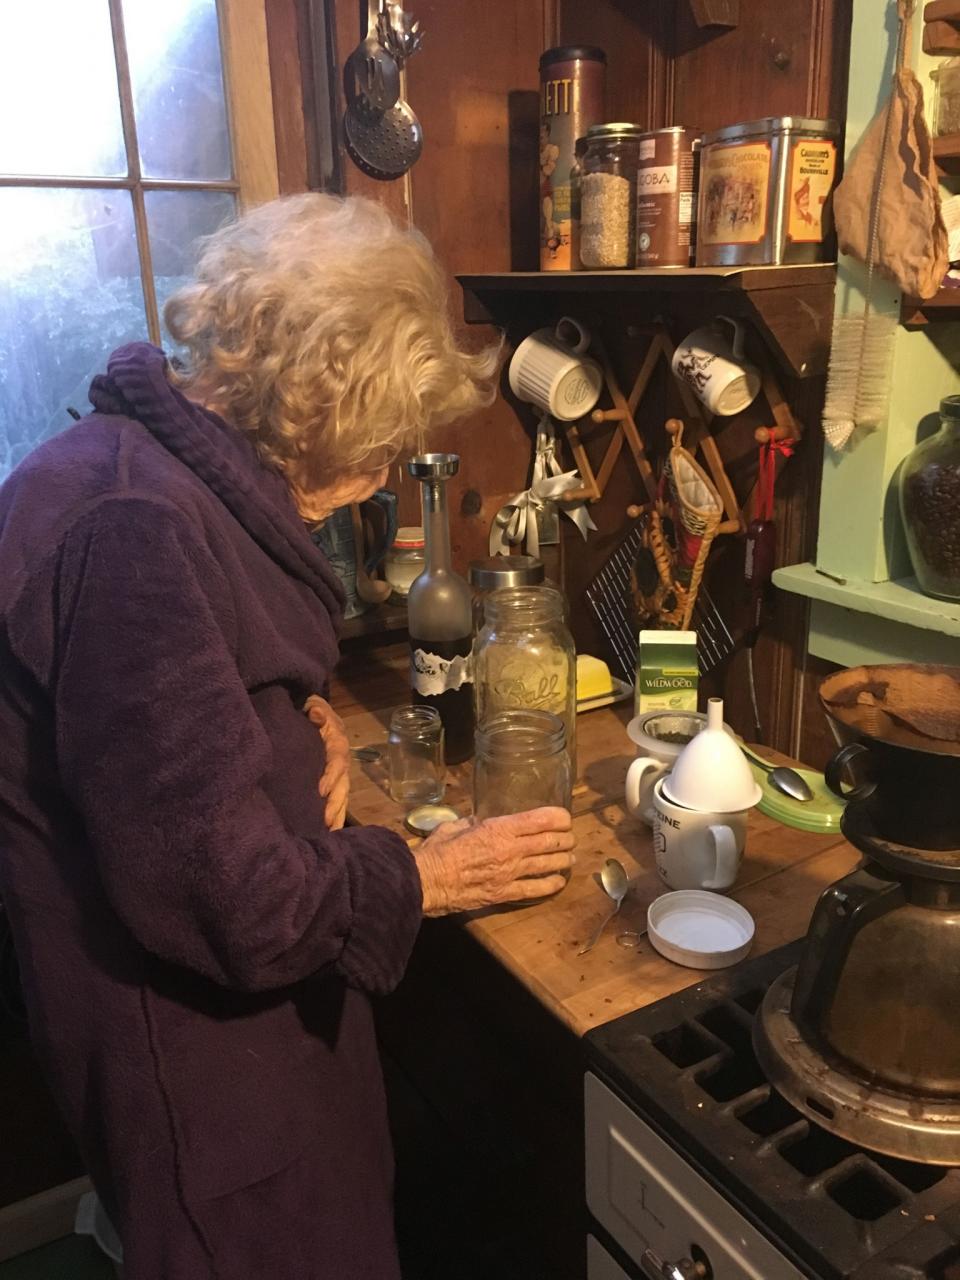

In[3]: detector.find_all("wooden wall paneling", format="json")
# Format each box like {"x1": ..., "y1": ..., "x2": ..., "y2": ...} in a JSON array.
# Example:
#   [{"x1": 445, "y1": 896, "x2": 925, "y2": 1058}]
[
  {"x1": 671, "y1": 0, "x2": 846, "y2": 131},
  {"x1": 556, "y1": 0, "x2": 673, "y2": 128},
  {"x1": 265, "y1": 0, "x2": 310, "y2": 193}
]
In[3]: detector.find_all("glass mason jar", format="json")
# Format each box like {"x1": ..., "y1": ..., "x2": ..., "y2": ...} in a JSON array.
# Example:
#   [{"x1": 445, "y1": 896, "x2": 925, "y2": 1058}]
[
  {"x1": 387, "y1": 705, "x2": 446, "y2": 806},
  {"x1": 468, "y1": 555, "x2": 545, "y2": 635},
  {"x1": 473, "y1": 585, "x2": 577, "y2": 777},
  {"x1": 932, "y1": 58, "x2": 960, "y2": 137},
  {"x1": 899, "y1": 395, "x2": 960, "y2": 601},
  {"x1": 474, "y1": 709, "x2": 572, "y2": 821},
  {"x1": 579, "y1": 123, "x2": 643, "y2": 269},
  {"x1": 384, "y1": 526, "x2": 425, "y2": 598}
]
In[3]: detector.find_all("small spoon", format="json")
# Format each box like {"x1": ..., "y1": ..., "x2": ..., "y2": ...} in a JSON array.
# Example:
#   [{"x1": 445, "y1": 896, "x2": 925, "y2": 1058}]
[
  {"x1": 578, "y1": 858, "x2": 630, "y2": 955},
  {"x1": 740, "y1": 745, "x2": 814, "y2": 803}
]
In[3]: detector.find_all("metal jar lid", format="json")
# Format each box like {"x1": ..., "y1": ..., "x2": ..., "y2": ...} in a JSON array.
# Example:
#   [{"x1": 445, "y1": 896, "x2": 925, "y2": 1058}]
[
  {"x1": 643, "y1": 125, "x2": 701, "y2": 136},
  {"x1": 584, "y1": 122, "x2": 644, "y2": 140},
  {"x1": 468, "y1": 555, "x2": 545, "y2": 590},
  {"x1": 701, "y1": 116, "x2": 839, "y2": 147},
  {"x1": 539, "y1": 46, "x2": 606, "y2": 68},
  {"x1": 404, "y1": 804, "x2": 460, "y2": 837}
]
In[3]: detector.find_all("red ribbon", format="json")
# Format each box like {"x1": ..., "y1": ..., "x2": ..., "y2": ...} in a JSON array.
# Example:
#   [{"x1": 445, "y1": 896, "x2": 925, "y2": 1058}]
[{"x1": 759, "y1": 437, "x2": 795, "y2": 522}]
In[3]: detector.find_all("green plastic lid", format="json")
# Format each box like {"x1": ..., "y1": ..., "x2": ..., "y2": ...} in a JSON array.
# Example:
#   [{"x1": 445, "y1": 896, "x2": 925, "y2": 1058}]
[{"x1": 749, "y1": 763, "x2": 845, "y2": 833}]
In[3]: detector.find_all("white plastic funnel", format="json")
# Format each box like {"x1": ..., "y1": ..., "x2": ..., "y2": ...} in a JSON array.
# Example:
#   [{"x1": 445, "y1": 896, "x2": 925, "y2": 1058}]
[{"x1": 662, "y1": 698, "x2": 762, "y2": 813}]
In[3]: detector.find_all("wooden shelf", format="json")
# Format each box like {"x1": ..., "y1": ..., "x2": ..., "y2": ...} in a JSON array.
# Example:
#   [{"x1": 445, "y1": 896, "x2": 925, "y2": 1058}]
[
  {"x1": 900, "y1": 287, "x2": 960, "y2": 325},
  {"x1": 457, "y1": 264, "x2": 837, "y2": 379},
  {"x1": 932, "y1": 132, "x2": 960, "y2": 175}
]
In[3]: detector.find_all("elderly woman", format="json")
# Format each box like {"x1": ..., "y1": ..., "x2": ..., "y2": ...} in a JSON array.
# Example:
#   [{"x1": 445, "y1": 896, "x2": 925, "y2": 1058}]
[{"x1": 0, "y1": 194, "x2": 574, "y2": 1279}]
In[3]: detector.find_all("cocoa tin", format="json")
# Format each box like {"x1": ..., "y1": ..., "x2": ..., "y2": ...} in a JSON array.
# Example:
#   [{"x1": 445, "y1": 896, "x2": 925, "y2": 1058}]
[
  {"x1": 695, "y1": 116, "x2": 840, "y2": 267},
  {"x1": 635, "y1": 127, "x2": 701, "y2": 268}
]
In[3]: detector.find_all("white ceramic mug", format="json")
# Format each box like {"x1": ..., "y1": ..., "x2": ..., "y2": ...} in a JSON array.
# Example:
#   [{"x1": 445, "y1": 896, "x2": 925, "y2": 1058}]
[
  {"x1": 671, "y1": 316, "x2": 761, "y2": 417},
  {"x1": 624, "y1": 710, "x2": 736, "y2": 827},
  {"x1": 651, "y1": 777, "x2": 749, "y2": 892},
  {"x1": 508, "y1": 316, "x2": 603, "y2": 421}
]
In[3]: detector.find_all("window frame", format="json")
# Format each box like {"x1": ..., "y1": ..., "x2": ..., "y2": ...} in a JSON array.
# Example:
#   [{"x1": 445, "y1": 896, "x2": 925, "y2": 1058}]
[{"x1": 0, "y1": 0, "x2": 280, "y2": 344}]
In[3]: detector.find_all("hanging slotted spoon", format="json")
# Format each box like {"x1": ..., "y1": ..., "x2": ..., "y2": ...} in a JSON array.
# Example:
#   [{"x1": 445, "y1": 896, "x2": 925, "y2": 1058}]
[{"x1": 347, "y1": 0, "x2": 400, "y2": 112}]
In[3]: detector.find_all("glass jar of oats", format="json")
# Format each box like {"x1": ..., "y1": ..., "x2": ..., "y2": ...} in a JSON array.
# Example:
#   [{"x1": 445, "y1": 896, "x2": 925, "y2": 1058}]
[{"x1": 579, "y1": 123, "x2": 643, "y2": 269}]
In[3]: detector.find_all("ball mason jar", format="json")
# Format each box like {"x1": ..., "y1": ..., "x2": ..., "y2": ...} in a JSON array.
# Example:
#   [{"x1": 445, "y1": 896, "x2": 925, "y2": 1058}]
[
  {"x1": 473, "y1": 585, "x2": 577, "y2": 778},
  {"x1": 579, "y1": 123, "x2": 643, "y2": 269},
  {"x1": 473, "y1": 709, "x2": 572, "y2": 821}
]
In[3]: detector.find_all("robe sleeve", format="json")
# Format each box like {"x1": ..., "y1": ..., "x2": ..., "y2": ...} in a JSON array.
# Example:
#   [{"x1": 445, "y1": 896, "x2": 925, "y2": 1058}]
[{"x1": 53, "y1": 495, "x2": 422, "y2": 994}]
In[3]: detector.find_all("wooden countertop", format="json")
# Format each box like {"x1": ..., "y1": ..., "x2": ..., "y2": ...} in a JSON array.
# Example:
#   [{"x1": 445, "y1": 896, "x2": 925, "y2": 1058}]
[{"x1": 344, "y1": 703, "x2": 858, "y2": 1038}]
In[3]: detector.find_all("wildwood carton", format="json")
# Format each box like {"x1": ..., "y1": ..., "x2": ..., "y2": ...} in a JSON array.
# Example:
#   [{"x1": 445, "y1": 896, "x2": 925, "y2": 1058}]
[{"x1": 635, "y1": 630, "x2": 699, "y2": 715}]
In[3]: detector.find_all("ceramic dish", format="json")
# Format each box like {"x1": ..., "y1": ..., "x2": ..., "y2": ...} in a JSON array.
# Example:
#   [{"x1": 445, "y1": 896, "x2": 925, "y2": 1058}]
[
  {"x1": 576, "y1": 676, "x2": 633, "y2": 714},
  {"x1": 647, "y1": 890, "x2": 755, "y2": 970}
]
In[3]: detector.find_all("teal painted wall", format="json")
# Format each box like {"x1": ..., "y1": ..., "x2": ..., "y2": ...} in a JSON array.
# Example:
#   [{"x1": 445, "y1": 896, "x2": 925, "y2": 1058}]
[{"x1": 815, "y1": 0, "x2": 960, "y2": 585}]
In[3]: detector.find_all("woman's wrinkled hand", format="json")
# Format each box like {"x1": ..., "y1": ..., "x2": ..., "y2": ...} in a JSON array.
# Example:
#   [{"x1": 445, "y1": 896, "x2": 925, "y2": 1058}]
[
  {"x1": 304, "y1": 695, "x2": 350, "y2": 830},
  {"x1": 414, "y1": 807, "x2": 575, "y2": 916}
]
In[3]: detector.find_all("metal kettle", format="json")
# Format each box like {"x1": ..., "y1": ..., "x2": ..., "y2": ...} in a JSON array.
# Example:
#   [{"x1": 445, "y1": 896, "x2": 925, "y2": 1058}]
[{"x1": 792, "y1": 826, "x2": 960, "y2": 1097}]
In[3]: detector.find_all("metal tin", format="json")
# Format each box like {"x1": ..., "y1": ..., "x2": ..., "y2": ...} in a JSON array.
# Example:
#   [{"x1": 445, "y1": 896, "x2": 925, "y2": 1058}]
[
  {"x1": 695, "y1": 116, "x2": 840, "y2": 267},
  {"x1": 635, "y1": 126, "x2": 701, "y2": 268},
  {"x1": 539, "y1": 46, "x2": 606, "y2": 271}
]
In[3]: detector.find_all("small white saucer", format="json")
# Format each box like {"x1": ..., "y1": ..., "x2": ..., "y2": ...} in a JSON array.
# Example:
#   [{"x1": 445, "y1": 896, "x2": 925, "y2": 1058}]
[{"x1": 647, "y1": 890, "x2": 755, "y2": 970}]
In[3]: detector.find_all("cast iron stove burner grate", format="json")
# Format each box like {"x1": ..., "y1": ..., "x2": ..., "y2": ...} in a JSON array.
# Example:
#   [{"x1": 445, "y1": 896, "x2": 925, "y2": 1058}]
[{"x1": 587, "y1": 942, "x2": 960, "y2": 1279}]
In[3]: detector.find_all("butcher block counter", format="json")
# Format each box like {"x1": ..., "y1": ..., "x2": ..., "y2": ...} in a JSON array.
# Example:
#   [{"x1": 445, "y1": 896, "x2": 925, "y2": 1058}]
[{"x1": 342, "y1": 690, "x2": 859, "y2": 1038}]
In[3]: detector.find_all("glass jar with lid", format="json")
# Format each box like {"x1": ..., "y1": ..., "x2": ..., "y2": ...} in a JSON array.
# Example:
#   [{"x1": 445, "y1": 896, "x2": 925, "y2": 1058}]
[
  {"x1": 468, "y1": 555, "x2": 545, "y2": 634},
  {"x1": 579, "y1": 123, "x2": 643, "y2": 269},
  {"x1": 899, "y1": 395, "x2": 960, "y2": 600},
  {"x1": 384, "y1": 526, "x2": 425, "y2": 598},
  {"x1": 474, "y1": 709, "x2": 572, "y2": 822},
  {"x1": 473, "y1": 584, "x2": 577, "y2": 777}
]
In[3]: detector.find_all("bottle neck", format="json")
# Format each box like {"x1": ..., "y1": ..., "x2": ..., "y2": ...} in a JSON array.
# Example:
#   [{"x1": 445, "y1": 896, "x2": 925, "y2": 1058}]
[
  {"x1": 939, "y1": 418, "x2": 960, "y2": 442},
  {"x1": 422, "y1": 478, "x2": 452, "y2": 573}
]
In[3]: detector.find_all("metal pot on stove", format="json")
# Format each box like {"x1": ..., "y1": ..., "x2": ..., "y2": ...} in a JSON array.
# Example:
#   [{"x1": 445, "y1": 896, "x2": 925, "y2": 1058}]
[
  {"x1": 753, "y1": 664, "x2": 960, "y2": 1166},
  {"x1": 820, "y1": 663, "x2": 960, "y2": 850}
]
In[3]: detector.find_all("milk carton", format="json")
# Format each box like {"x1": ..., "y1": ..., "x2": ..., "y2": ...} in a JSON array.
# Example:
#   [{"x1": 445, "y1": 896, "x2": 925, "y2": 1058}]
[{"x1": 635, "y1": 630, "x2": 698, "y2": 715}]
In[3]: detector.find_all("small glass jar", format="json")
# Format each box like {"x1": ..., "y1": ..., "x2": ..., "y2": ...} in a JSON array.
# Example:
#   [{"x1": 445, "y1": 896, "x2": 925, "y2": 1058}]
[
  {"x1": 468, "y1": 555, "x2": 545, "y2": 635},
  {"x1": 579, "y1": 123, "x2": 643, "y2": 269},
  {"x1": 387, "y1": 705, "x2": 445, "y2": 806},
  {"x1": 899, "y1": 395, "x2": 960, "y2": 600},
  {"x1": 384, "y1": 527, "x2": 425, "y2": 598},
  {"x1": 473, "y1": 585, "x2": 577, "y2": 777},
  {"x1": 932, "y1": 58, "x2": 960, "y2": 138},
  {"x1": 474, "y1": 709, "x2": 572, "y2": 820}
]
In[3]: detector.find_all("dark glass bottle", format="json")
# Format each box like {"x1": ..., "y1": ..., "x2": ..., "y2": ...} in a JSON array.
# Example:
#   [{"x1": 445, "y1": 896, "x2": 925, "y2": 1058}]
[{"x1": 407, "y1": 454, "x2": 475, "y2": 763}]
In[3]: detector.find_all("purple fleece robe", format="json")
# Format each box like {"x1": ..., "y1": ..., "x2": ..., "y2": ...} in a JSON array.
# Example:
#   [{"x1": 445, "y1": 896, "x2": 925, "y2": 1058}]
[{"x1": 0, "y1": 343, "x2": 422, "y2": 1278}]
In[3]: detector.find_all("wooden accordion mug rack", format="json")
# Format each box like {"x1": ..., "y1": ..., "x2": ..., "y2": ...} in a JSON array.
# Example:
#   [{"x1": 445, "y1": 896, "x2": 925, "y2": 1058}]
[{"x1": 554, "y1": 321, "x2": 802, "y2": 535}]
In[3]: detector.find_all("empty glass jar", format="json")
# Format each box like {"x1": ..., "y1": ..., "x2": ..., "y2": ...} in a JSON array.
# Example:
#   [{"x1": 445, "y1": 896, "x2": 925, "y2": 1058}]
[
  {"x1": 473, "y1": 710, "x2": 572, "y2": 820},
  {"x1": 387, "y1": 706, "x2": 446, "y2": 806},
  {"x1": 473, "y1": 584, "x2": 577, "y2": 777}
]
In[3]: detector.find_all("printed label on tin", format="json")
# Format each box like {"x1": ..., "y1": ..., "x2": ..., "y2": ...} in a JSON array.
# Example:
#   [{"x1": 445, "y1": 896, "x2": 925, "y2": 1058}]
[
  {"x1": 639, "y1": 137, "x2": 656, "y2": 162},
  {"x1": 787, "y1": 139, "x2": 837, "y2": 243},
  {"x1": 678, "y1": 191, "x2": 695, "y2": 225},
  {"x1": 637, "y1": 164, "x2": 678, "y2": 195},
  {"x1": 699, "y1": 141, "x2": 771, "y2": 246}
]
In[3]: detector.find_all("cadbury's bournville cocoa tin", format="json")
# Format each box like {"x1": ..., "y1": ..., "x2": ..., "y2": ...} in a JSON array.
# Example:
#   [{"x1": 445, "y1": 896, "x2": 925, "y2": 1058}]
[
  {"x1": 635, "y1": 127, "x2": 700, "y2": 268},
  {"x1": 538, "y1": 46, "x2": 606, "y2": 271}
]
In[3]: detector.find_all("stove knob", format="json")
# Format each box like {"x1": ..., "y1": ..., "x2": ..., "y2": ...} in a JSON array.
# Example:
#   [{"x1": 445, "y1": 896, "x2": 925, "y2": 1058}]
[{"x1": 640, "y1": 1249, "x2": 711, "y2": 1280}]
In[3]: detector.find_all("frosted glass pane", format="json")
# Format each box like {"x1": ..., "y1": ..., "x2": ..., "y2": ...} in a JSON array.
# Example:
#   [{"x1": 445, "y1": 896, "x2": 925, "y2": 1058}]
[
  {"x1": 0, "y1": 189, "x2": 146, "y2": 481},
  {"x1": 123, "y1": 0, "x2": 232, "y2": 180},
  {"x1": 148, "y1": 189, "x2": 237, "y2": 342},
  {"x1": 0, "y1": 1, "x2": 126, "y2": 176}
]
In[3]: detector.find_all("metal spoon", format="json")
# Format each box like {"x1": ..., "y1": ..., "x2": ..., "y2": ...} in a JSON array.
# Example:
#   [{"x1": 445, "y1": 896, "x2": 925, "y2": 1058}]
[
  {"x1": 578, "y1": 858, "x2": 630, "y2": 955},
  {"x1": 347, "y1": 0, "x2": 400, "y2": 112},
  {"x1": 740, "y1": 745, "x2": 814, "y2": 803}
]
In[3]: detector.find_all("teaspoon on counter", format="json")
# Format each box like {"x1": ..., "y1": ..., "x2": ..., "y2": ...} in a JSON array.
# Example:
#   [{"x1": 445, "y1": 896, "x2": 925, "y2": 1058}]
[
  {"x1": 740, "y1": 745, "x2": 815, "y2": 803},
  {"x1": 578, "y1": 858, "x2": 630, "y2": 955}
]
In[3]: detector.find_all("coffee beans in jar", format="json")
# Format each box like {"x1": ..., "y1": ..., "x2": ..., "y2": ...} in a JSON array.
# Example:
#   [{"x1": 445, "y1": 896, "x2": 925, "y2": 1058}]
[
  {"x1": 580, "y1": 123, "x2": 643, "y2": 269},
  {"x1": 900, "y1": 396, "x2": 960, "y2": 601}
]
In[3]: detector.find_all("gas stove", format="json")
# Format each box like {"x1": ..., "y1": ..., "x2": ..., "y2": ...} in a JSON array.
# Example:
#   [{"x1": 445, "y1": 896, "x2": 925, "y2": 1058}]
[{"x1": 585, "y1": 942, "x2": 960, "y2": 1280}]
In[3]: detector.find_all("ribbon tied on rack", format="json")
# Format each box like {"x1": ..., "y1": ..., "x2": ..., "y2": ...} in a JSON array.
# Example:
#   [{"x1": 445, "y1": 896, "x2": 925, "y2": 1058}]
[{"x1": 489, "y1": 416, "x2": 596, "y2": 557}]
